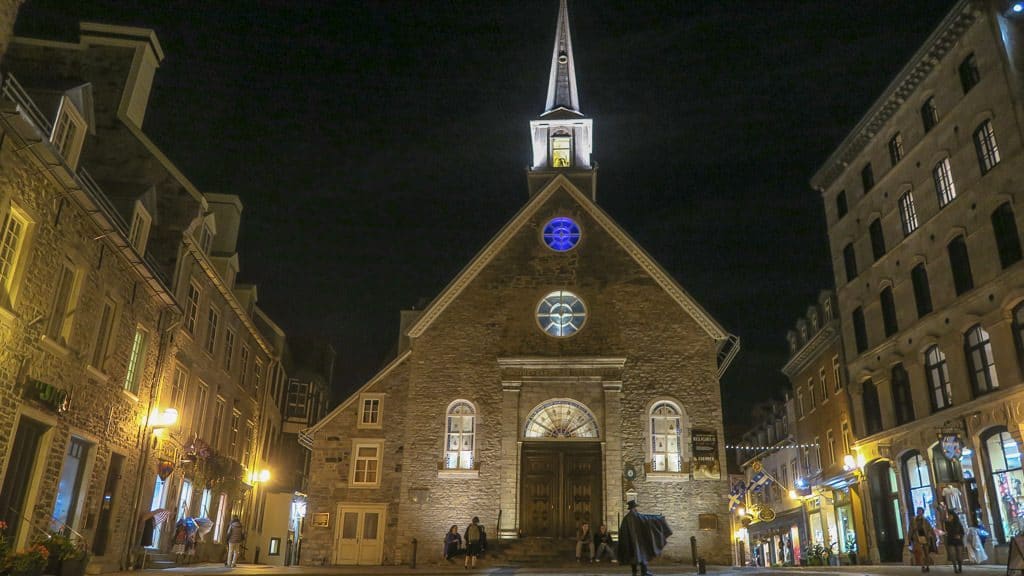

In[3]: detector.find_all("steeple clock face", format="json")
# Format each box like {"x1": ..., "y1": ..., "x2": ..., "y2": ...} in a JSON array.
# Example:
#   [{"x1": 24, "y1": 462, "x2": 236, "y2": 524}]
[{"x1": 550, "y1": 135, "x2": 572, "y2": 168}]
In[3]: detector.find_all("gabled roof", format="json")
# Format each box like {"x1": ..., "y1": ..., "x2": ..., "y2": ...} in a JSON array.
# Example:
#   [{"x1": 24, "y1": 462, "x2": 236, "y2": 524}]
[{"x1": 407, "y1": 174, "x2": 735, "y2": 350}]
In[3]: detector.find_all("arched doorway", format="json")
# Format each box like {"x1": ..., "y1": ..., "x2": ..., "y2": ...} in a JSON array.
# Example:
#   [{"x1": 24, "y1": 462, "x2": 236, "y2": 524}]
[
  {"x1": 520, "y1": 399, "x2": 602, "y2": 539},
  {"x1": 867, "y1": 460, "x2": 904, "y2": 562}
]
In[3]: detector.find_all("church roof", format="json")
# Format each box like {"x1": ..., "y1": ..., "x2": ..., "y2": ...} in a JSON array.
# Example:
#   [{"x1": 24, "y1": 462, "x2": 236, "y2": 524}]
[
  {"x1": 544, "y1": 0, "x2": 580, "y2": 114},
  {"x1": 406, "y1": 174, "x2": 738, "y2": 357}
]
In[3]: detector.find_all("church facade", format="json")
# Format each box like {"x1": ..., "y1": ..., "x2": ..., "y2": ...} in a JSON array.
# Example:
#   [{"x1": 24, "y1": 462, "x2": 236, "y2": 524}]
[{"x1": 301, "y1": 1, "x2": 738, "y2": 566}]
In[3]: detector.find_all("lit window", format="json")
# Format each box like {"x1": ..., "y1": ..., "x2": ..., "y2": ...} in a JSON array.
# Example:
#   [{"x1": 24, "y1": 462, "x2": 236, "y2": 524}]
[
  {"x1": 933, "y1": 157, "x2": 957, "y2": 207},
  {"x1": 524, "y1": 399, "x2": 599, "y2": 438},
  {"x1": 550, "y1": 135, "x2": 572, "y2": 167},
  {"x1": 888, "y1": 132, "x2": 905, "y2": 166},
  {"x1": 46, "y1": 260, "x2": 80, "y2": 345},
  {"x1": 351, "y1": 441, "x2": 382, "y2": 486},
  {"x1": 90, "y1": 298, "x2": 117, "y2": 369},
  {"x1": 903, "y1": 452, "x2": 936, "y2": 526},
  {"x1": 359, "y1": 396, "x2": 382, "y2": 428},
  {"x1": 650, "y1": 401, "x2": 685, "y2": 472},
  {"x1": 983, "y1": 429, "x2": 1024, "y2": 543},
  {"x1": 444, "y1": 401, "x2": 475, "y2": 470},
  {"x1": 542, "y1": 217, "x2": 581, "y2": 251},
  {"x1": 536, "y1": 290, "x2": 586, "y2": 337},
  {"x1": 128, "y1": 204, "x2": 152, "y2": 255},
  {"x1": 965, "y1": 325, "x2": 998, "y2": 395},
  {"x1": 205, "y1": 307, "x2": 220, "y2": 355},
  {"x1": 0, "y1": 206, "x2": 30, "y2": 303},
  {"x1": 974, "y1": 120, "x2": 1001, "y2": 174},
  {"x1": 185, "y1": 282, "x2": 201, "y2": 335},
  {"x1": 123, "y1": 326, "x2": 148, "y2": 394},
  {"x1": 898, "y1": 191, "x2": 919, "y2": 236},
  {"x1": 924, "y1": 346, "x2": 953, "y2": 411},
  {"x1": 170, "y1": 364, "x2": 188, "y2": 415}
]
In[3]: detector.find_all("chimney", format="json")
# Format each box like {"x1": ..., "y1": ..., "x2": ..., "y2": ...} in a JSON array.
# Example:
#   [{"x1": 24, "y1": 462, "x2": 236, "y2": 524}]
[{"x1": 80, "y1": 22, "x2": 164, "y2": 128}]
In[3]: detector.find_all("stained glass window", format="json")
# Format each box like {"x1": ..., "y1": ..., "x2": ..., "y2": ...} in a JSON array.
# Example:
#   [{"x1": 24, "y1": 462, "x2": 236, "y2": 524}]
[
  {"x1": 523, "y1": 399, "x2": 598, "y2": 438},
  {"x1": 651, "y1": 402, "x2": 685, "y2": 472},
  {"x1": 444, "y1": 401, "x2": 475, "y2": 470},
  {"x1": 542, "y1": 217, "x2": 581, "y2": 251},
  {"x1": 537, "y1": 290, "x2": 586, "y2": 337}
]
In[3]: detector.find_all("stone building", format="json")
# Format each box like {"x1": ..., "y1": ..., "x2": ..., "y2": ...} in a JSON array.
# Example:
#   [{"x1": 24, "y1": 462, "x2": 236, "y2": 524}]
[
  {"x1": 1, "y1": 22, "x2": 295, "y2": 570},
  {"x1": 811, "y1": 0, "x2": 1024, "y2": 564},
  {"x1": 301, "y1": 1, "x2": 738, "y2": 567},
  {"x1": 780, "y1": 291, "x2": 866, "y2": 564}
]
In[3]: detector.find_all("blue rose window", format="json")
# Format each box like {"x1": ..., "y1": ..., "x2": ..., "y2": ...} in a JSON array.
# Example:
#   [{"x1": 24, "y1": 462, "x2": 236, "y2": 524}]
[
  {"x1": 542, "y1": 217, "x2": 581, "y2": 251},
  {"x1": 537, "y1": 291, "x2": 586, "y2": 337}
]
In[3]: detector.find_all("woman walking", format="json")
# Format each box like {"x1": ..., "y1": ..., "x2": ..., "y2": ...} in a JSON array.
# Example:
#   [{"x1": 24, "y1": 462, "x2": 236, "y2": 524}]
[
  {"x1": 909, "y1": 507, "x2": 936, "y2": 572},
  {"x1": 944, "y1": 511, "x2": 965, "y2": 573}
]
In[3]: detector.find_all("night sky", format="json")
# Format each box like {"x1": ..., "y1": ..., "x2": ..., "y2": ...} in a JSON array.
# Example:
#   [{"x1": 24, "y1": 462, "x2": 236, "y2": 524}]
[{"x1": 14, "y1": 1, "x2": 957, "y2": 435}]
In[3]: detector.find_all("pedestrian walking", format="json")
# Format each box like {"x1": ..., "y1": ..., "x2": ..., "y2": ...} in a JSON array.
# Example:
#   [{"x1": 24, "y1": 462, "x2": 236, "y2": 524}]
[
  {"x1": 616, "y1": 500, "x2": 672, "y2": 576},
  {"x1": 908, "y1": 507, "x2": 935, "y2": 572},
  {"x1": 464, "y1": 516, "x2": 483, "y2": 569},
  {"x1": 225, "y1": 515, "x2": 245, "y2": 568},
  {"x1": 944, "y1": 511, "x2": 965, "y2": 573}
]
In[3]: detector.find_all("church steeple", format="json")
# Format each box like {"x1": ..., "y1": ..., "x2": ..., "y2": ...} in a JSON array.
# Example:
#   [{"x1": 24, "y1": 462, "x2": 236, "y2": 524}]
[
  {"x1": 528, "y1": 0, "x2": 596, "y2": 199},
  {"x1": 545, "y1": 0, "x2": 580, "y2": 114}
]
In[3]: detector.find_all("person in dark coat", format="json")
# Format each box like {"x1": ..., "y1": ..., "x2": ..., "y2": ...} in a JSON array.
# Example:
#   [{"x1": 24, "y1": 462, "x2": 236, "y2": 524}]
[
  {"x1": 944, "y1": 511, "x2": 965, "y2": 573},
  {"x1": 616, "y1": 500, "x2": 672, "y2": 576},
  {"x1": 443, "y1": 525, "x2": 462, "y2": 561}
]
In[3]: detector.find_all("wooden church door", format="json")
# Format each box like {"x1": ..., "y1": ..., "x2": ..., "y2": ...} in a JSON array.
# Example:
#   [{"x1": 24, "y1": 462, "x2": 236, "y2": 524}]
[{"x1": 520, "y1": 443, "x2": 602, "y2": 538}]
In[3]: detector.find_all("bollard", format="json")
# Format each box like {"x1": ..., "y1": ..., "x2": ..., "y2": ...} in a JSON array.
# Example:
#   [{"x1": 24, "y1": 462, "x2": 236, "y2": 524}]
[
  {"x1": 690, "y1": 535, "x2": 697, "y2": 566},
  {"x1": 411, "y1": 538, "x2": 418, "y2": 569},
  {"x1": 254, "y1": 546, "x2": 260, "y2": 565},
  {"x1": 698, "y1": 557, "x2": 707, "y2": 574}
]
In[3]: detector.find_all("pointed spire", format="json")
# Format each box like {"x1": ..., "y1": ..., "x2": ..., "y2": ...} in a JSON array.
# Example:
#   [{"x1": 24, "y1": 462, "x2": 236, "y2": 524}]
[{"x1": 544, "y1": 0, "x2": 580, "y2": 114}]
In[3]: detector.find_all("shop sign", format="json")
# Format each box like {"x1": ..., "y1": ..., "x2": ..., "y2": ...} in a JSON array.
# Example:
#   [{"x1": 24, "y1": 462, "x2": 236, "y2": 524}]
[
  {"x1": 940, "y1": 433, "x2": 964, "y2": 461},
  {"x1": 22, "y1": 378, "x2": 70, "y2": 413},
  {"x1": 691, "y1": 429, "x2": 721, "y2": 480}
]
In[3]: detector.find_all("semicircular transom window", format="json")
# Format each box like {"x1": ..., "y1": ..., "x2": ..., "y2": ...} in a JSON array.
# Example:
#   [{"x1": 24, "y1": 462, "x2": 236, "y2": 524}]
[
  {"x1": 524, "y1": 399, "x2": 599, "y2": 438},
  {"x1": 542, "y1": 217, "x2": 581, "y2": 251},
  {"x1": 536, "y1": 290, "x2": 586, "y2": 337}
]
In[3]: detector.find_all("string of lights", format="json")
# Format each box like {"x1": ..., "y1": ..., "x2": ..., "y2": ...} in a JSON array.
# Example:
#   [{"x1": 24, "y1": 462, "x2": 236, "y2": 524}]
[{"x1": 725, "y1": 443, "x2": 819, "y2": 450}]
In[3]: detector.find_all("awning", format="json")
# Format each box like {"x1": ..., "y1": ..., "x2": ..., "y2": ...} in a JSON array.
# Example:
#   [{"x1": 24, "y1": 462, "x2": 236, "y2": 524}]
[{"x1": 747, "y1": 506, "x2": 807, "y2": 535}]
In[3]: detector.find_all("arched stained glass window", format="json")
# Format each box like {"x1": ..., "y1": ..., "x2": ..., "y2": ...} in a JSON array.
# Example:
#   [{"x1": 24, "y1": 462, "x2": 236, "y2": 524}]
[
  {"x1": 444, "y1": 401, "x2": 475, "y2": 470},
  {"x1": 651, "y1": 401, "x2": 686, "y2": 473},
  {"x1": 542, "y1": 217, "x2": 581, "y2": 251},
  {"x1": 524, "y1": 399, "x2": 598, "y2": 438},
  {"x1": 536, "y1": 291, "x2": 586, "y2": 337}
]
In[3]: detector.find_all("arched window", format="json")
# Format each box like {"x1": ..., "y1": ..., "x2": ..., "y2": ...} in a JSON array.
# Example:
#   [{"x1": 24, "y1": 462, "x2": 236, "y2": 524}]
[
  {"x1": 903, "y1": 451, "x2": 936, "y2": 526},
  {"x1": 444, "y1": 401, "x2": 475, "y2": 470},
  {"x1": 965, "y1": 325, "x2": 999, "y2": 395},
  {"x1": 891, "y1": 364, "x2": 915, "y2": 425},
  {"x1": 982, "y1": 428, "x2": 1023, "y2": 544},
  {"x1": 924, "y1": 346, "x2": 953, "y2": 411},
  {"x1": 650, "y1": 401, "x2": 687, "y2": 473},
  {"x1": 862, "y1": 379, "x2": 883, "y2": 436},
  {"x1": 523, "y1": 399, "x2": 598, "y2": 438}
]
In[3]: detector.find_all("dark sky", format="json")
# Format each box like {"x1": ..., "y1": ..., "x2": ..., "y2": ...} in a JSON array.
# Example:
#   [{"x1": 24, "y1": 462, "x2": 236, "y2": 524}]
[{"x1": 15, "y1": 1, "x2": 957, "y2": 433}]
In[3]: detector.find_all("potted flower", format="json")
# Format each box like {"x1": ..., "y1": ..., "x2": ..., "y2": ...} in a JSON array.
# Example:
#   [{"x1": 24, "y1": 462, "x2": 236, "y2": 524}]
[
  {"x1": 42, "y1": 531, "x2": 89, "y2": 576},
  {"x1": 8, "y1": 544, "x2": 50, "y2": 576}
]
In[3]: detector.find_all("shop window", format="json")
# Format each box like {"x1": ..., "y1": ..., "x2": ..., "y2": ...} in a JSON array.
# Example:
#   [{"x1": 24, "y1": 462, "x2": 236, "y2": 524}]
[
  {"x1": 269, "y1": 537, "x2": 281, "y2": 555},
  {"x1": 903, "y1": 451, "x2": 936, "y2": 526},
  {"x1": 983, "y1": 428, "x2": 1024, "y2": 544}
]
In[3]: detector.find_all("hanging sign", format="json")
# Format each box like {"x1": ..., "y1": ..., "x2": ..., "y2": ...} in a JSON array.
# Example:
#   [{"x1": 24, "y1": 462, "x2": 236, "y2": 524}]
[
  {"x1": 22, "y1": 378, "x2": 70, "y2": 413},
  {"x1": 941, "y1": 434, "x2": 964, "y2": 461},
  {"x1": 157, "y1": 460, "x2": 175, "y2": 480},
  {"x1": 691, "y1": 429, "x2": 721, "y2": 480}
]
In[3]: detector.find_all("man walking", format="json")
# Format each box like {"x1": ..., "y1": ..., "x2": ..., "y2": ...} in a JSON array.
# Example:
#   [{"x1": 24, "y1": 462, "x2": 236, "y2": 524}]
[
  {"x1": 225, "y1": 515, "x2": 245, "y2": 568},
  {"x1": 617, "y1": 500, "x2": 671, "y2": 576}
]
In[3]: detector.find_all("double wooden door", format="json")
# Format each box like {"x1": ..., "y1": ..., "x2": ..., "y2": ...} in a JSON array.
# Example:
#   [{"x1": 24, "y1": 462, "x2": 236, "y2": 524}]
[
  {"x1": 334, "y1": 504, "x2": 385, "y2": 565},
  {"x1": 520, "y1": 443, "x2": 602, "y2": 538}
]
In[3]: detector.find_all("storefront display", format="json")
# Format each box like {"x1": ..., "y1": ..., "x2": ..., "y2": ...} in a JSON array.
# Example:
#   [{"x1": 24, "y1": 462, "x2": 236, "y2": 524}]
[{"x1": 985, "y1": 430, "x2": 1023, "y2": 544}]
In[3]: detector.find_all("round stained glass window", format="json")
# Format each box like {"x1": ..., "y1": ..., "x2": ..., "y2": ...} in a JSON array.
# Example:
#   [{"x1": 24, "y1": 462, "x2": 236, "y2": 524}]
[
  {"x1": 542, "y1": 217, "x2": 581, "y2": 251},
  {"x1": 537, "y1": 290, "x2": 586, "y2": 337}
]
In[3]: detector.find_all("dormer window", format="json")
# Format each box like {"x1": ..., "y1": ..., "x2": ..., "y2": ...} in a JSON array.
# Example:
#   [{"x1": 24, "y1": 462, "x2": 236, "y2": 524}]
[
  {"x1": 550, "y1": 134, "x2": 572, "y2": 168},
  {"x1": 128, "y1": 203, "x2": 152, "y2": 255},
  {"x1": 199, "y1": 224, "x2": 213, "y2": 254},
  {"x1": 51, "y1": 96, "x2": 87, "y2": 169}
]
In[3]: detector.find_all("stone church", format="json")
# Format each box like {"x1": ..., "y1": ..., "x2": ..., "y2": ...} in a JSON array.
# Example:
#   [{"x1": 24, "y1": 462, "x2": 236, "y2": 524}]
[{"x1": 302, "y1": 1, "x2": 738, "y2": 566}]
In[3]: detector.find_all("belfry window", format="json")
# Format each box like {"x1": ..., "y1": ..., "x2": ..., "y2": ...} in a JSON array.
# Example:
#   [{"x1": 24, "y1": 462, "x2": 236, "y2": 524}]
[{"x1": 550, "y1": 134, "x2": 572, "y2": 168}]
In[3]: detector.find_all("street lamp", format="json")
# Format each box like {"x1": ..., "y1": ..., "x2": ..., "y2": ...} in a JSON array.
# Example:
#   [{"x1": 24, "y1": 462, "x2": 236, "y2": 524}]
[{"x1": 124, "y1": 407, "x2": 178, "y2": 569}]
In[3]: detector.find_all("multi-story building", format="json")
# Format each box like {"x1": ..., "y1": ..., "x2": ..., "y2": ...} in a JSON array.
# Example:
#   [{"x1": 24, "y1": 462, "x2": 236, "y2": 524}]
[
  {"x1": 735, "y1": 400, "x2": 804, "y2": 567},
  {"x1": 811, "y1": 0, "x2": 1024, "y2": 564},
  {"x1": 781, "y1": 291, "x2": 866, "y2": 564}
]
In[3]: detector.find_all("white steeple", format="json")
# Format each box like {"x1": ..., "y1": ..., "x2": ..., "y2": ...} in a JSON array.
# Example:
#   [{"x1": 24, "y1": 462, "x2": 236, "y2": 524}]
[{"x1": 544, "y1": 0, "x2": 580, "y2": 114}]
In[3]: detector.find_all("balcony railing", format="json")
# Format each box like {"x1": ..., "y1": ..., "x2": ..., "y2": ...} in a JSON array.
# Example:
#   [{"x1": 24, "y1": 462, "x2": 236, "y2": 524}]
[{"x1": 1, "y1": 72, "x2": 53, "y2": 134}]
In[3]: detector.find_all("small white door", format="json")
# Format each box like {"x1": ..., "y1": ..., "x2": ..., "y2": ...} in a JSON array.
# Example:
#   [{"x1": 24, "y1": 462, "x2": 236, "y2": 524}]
[{"x1": 334, "y1": 504, "x2": 385, "y2": 565}]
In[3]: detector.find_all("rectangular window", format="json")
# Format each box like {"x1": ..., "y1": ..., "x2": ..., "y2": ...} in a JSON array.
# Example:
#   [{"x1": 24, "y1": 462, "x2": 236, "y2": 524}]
[
  {"x1": 899, "y1": 191, "x2": 919, "y2": 236},
  {"x1": 922, "y1": 97, "x2": 939, "y2": 132},
  {"x1": 797, "y1": 391, "x2": 805, "y2": 419},
  {"x1": 880, "y1": 286, "x2": 898, "y2": 337},
  {"x1": 819, "y1": 367, "x2": 828, "y2": 402},
  {"x1": 826, "y1": 429, "x2": 836, "y2": 465},
  {"x1": 211, "y1": 397, "x2": 225, "y2": 450},
  {"x1": 53, "y1": 437, "x2": 90, "y2": 529},
  {"x1": 550, "y1": 136, "x2": 572, "y2": 168},
  {"x1": 254, "y1": 360, "x2": 263, "y2": 391},
  {"x1": 359, "y1": 396, "x2": 382, "y2": 428},
  {"x1": 889, "y1": 132, "x2": 905, "y2": 166},
  {"x1": 351, "y1": 441, "x2": 382, "y2": 486},
  {"x1": 841, "y1": 421, "x2": 852, "y2": 456},
  {"x1": 948, "y1": 235, "x2": 974, "y2": 296},
  {"x1": 239, "y1": 346, "x2": 250, "y2": 387},
  {"x1": 861, "y1": 163, "x2": 874, "y2": 192},
  {"x1": 229, "y1": 410, "x2": 240, "y2": 459},
  {"x1": 193, "y1": 381, "x2": 208, "y2": 437},
  {"x1": 823, "y1": 297, "x2": 833, "y2": 321},
  {"x1": 51, "y1": 100, "x2": 85, "y2": 167},
  {"x1": 933, "y1": 157, "x2": 957, "y2": 208},
  {"x1": 832, "y1": 355, "x2": 842, "y2": 392},
  {"x1": 974, "y1": 120, "x2": 1001, "y2": 175},
  {"x1": 807, "y1": 377, "x2": 816, "y2": 410},
  {"x1": 992, "y1": 202, "x2": 1022, "y2": 269},
  {"x1": 90, "y1": 298, "x2": 116, "y2": 369},
  {"x1": 843, "y1": 243, "x2": 857, "y2": 283},
  {"x1": 813, "y1": 437, "x2": 821, "y2": 471},
  {"x1": 170, "y1": 364, "x2": 188, "y2": 415},
  {"x1": 123, "y1": 327, "x2": 148, "y2": 394},
  {"x1": 46, "y1": 260, "x2": 79, "y2": 344},
  {"x1": 199, "y1": 225, "x2": 213, "y2": 254},
  {"x1": 128, "y1": 206, "x2": 151, "y2": 255},
  {"x1": 0, "y1": 207, "x2": 29, "y2": 302},
  {"x1": 185, "y1": 283, "x2": 200, "y2": 335},
  {"x1": 836, "y1": 191, "x2": 848, "y2": 219},
  {"x1": 223, "y1": 328, "x2": 235, "y2": 371},
  {"x1": 869, "y1": 218, "x2": 886, "y2": 261},
  {"x1": 911, "y1": 264, "x2": 933, "y2": 317},
  {"x1": 959, "y1": 53, "x2": 981, "y2": 94},
  {"x1": 286, "y1": 380, "x2": 309, "y2": 420},
  {"x1": 852, "y1": 307, "x2": 868, "y2": 354},
  {"x1": 242, "y1": 421, "x2": 255, "y2": 467},
  {"x1": 205, "y1": 307, "x2": 219, "y2": 355}
]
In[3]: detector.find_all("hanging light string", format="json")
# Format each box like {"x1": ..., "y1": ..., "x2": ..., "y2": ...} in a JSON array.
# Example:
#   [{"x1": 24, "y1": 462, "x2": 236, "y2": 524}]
[{"x1": 725, "y1": 443, "x2": 819, "y2": 451}]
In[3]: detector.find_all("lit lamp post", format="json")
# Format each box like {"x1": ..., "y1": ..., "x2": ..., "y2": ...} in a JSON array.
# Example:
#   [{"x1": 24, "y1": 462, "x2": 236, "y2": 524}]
[
  {"x1": 843, "y1": 452, "x2": 868, "y2": 564},
  {"x1": 124, "y1": 407, "x2": 178, "y2": 569}
]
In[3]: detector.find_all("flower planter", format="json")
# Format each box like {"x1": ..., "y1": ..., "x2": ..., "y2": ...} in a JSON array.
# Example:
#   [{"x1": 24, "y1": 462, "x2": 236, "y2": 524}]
[{"x1": 59, "y1": 557, "x2": 88, "y2": 576}]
